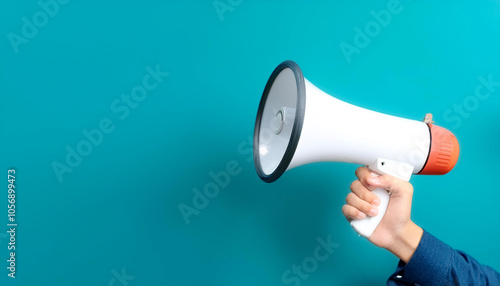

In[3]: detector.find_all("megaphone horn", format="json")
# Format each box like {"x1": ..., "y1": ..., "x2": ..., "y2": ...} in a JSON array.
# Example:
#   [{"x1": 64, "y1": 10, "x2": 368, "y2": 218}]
[{"x1": 253, "y1": 60, "x2": 459, "y2": 237}]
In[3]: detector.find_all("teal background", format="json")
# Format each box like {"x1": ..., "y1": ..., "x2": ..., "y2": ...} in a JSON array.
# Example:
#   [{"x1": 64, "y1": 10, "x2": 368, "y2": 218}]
[{"x1": 1, "y1": 0, "x2": 499, "y2": 285}]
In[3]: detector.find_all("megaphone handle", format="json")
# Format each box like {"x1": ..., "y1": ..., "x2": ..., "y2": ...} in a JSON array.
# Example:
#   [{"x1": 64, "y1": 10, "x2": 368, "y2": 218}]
[{"x1": 350, "y1": 158, "x2": 413, "y2": 238}]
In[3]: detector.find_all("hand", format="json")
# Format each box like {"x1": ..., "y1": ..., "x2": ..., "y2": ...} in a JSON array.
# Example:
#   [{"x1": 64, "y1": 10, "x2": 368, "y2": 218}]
[{"x1": 342, "y1": 167, "x2": 424, "y2": 263}]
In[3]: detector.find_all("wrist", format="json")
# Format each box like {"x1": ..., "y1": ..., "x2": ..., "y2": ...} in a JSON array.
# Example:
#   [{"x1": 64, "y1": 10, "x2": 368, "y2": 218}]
[{"x1": 387, "y1": 221, "x2": 423, "y2": 263}]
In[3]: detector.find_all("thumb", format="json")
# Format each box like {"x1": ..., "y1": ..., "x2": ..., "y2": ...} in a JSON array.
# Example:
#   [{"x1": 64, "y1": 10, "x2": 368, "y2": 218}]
[{"x1": 366, "y1": 173, "x2": 413, "y2": 199}]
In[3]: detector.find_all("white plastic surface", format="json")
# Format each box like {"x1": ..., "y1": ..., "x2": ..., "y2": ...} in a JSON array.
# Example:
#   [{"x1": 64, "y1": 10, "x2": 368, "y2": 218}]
[
  {"x1": 287, "y1": 79, "x2": 431, "y2": 173},
  {"x1": 350, "y1": 158, "x2": 413, "y2": 238}
]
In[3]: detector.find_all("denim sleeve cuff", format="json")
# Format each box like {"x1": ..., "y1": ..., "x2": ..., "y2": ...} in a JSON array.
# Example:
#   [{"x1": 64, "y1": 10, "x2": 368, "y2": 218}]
[{"x1": 388, "y1": 230, "x2": 453, "y2": 285}]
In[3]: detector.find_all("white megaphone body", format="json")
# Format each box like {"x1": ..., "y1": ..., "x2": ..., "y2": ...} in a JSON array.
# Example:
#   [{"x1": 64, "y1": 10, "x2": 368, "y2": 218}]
[{"x1": 253, "y1": 61, "x2": 459, "y2": 238}]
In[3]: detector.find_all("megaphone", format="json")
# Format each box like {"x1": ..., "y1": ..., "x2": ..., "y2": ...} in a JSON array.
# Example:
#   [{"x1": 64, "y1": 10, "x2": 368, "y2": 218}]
[{"x1": 253, "y1": 60, "x2": 459, "y2": 238}]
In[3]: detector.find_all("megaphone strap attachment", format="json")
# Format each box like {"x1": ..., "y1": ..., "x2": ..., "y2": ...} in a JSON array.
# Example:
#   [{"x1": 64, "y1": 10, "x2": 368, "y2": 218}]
[{"x1": 422, "y1": 113, "x2": 434, "y2": 125}]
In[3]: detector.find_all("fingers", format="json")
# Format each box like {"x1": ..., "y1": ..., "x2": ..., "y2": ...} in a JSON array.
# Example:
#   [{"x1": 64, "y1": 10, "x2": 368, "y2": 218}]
[
  {"x1": 346, "y1": 167, "x2": 413, "y2": 223},
  {"x1": 367, "y1": 173, "x2": 413, "y2": 198},
  {"x1": 355, "y1": 166, "x2": 378, "y2": 190},
  {"x1": 346, "y1": 192, "x2": 379, "y2": 216},
  {"x1": 343, "y1": 179, "x2": 381, "y2": 221},
  {"x1": 342, "y1": 204, "x2": 366, "y2": 220},
  {"x1": 355, "y1": 167, "x2": 413, "y2": 198},
  {"x1": 350, "y1": 180, "x2": 380, "y2": 206}
]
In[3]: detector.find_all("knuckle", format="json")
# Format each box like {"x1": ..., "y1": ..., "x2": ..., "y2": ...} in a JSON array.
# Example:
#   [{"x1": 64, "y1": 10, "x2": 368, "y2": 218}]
[
  {"x1": 364, "y1": 192, "x2": 376, "y2": 203},
  {"x1": 358, "y1": 188, "x2": 370, "y2": 201},
  {"x1": 346, "y1": 192, "x2": 355, "y2": 204},
  {"x1": 354, "y1": 167, "x2": 362, "y2": 176},
  {"x1": 355, "y1": 166, "x2": 367, "y2": 178},
  {"x1": 361, "y1": 178, "x2": 374, "y2": 190},
  {"x1": 361, "y1": 202, "x2": 372, "y2": 213},
  {"x1": 350, "y1": 180, "x2": 360, "y2": 191}
]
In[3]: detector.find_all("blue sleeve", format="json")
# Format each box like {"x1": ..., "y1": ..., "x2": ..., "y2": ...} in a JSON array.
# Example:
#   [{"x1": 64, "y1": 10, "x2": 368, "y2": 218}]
[{"x1": 387, "y1": 230, "x2": 500, "y2": 286}]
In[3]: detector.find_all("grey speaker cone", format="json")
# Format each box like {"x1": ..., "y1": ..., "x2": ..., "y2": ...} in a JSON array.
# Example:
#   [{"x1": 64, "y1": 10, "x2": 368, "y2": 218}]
[{"x1": 253, "y1": 60, "x2": 306, "y2": 183}]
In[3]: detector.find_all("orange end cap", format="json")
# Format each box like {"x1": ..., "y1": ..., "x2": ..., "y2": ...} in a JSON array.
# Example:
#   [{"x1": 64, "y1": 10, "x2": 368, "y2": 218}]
[{"x1": 419, "y1": 125, "x2": 460, "y2": 175}]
